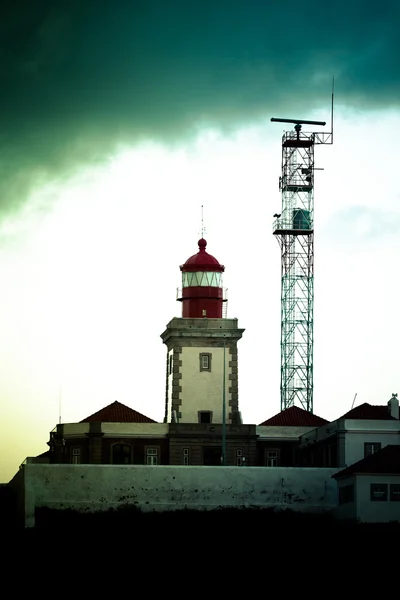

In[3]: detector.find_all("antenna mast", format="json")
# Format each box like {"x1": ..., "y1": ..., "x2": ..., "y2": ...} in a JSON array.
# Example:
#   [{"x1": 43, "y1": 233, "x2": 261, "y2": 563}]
[
  {"x1": 271, "y1": 91, "x2": 334, "y2": 413},
  {"x1": 200, "y1": 204, "x2": 207, "y2": 238},
  {"x1": 59, "y1": 383, "x2": 62, "y2": 424}
]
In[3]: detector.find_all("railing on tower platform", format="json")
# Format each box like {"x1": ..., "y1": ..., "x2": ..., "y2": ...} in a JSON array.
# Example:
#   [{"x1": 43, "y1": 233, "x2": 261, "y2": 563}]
[{"x1": 222, "y1": 290, "x2": 228, "y2": 318}]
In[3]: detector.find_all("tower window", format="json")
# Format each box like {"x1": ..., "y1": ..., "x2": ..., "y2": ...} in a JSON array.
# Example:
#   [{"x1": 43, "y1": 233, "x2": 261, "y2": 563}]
[
  {"x1": 200, "y1": 353, "x2": 212, "y2": 372},
  {"x1": 199, "y1": 411, "x2": 212, "y2": 424},
  {"x1": 169, "y1": 354, "x2": 173, "y2": 375}
]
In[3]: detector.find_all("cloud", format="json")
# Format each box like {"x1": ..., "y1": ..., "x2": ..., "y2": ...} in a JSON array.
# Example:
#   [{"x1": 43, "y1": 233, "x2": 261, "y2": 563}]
[
  {"x1": 1, "y1": 0, "x2": 399, "y2": 213},
  {"x1": 321, "y1": 205, "x2": 400, "y2": 248}
]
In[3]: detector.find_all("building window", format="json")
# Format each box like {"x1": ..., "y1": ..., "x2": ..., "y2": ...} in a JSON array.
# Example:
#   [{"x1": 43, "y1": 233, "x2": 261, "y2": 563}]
[
  {"x1": 112, "y1": 443, "x2": 132, "y2": 465},
  {"x1": 169, "y1": 354, "x2": 173, "y2": 375},
  {"x1": 370, "y1": 483, "x2": 388, "y2": 501},
  {"x1": 72, "y1": 448, "x2": 81, "y2": 464},
  {"x1": 339, "y1": 484, "x2": 354, "y2": 504},
  {"x1": 390, "y1": 484, "x2": 400, "y2": 501},
  {"x1": 199, "y1": 353, "x2": 212, "y2": 372},
  {"x1": 183, "y1": 448, "x2": 190, "y2": 466},
  {"x1": 146, "y1": 447, "x2": 158, "y2": 465},
  {"x1": 266, "y1": 450, "x2": 279, "y2": 467},
  {"x1": 199, "y1": 411, "x2": 212, "y2": 424},
  {"x1": 364, "y1": 442, "x2": 382, "y2": 457}
]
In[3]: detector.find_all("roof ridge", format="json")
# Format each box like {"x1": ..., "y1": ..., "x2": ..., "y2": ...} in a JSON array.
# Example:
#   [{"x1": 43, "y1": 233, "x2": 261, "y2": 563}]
[{"x1": 80, "y1": 400, "x2": 156, "y2": 423}]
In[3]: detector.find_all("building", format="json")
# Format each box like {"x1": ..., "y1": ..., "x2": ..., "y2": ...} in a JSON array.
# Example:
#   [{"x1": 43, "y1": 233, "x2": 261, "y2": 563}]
[
  {"x1": 257, "y1": 405, "x2": 328, "y2": 467},
  {"x1": 48, "y1": 401, "x2": 169, "y2": 466},
  {"x1": 333, "y1": 444, "x2": 400, "y2": 523},
  {"x1": 161, "y1": 237, "x2": 244, "y2": 427},
  {"x1": 296, "y1": 395, "x2": 400, "y2": 468}
]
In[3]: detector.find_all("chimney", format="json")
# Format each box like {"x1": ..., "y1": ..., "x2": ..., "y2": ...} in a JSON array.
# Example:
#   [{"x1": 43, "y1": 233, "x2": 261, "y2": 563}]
[{"x1": 388, "y1": 393, "x2": 399, "y2": 419}]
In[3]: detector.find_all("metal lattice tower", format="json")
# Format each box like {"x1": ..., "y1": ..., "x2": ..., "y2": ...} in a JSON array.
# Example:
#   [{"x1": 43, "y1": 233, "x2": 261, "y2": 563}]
[{"x1": 271, "y1": 103, "x2": 333, "y2": 413}]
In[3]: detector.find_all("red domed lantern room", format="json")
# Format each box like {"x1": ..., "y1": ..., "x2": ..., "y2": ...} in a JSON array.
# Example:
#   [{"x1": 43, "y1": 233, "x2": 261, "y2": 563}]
[{"x1": 178, "y1": 238, "x2": 226, "y2": 319}]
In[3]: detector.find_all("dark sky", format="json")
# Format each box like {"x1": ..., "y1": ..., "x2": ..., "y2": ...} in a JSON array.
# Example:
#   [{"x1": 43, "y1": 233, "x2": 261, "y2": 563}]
[{"x1": 1, "y1": 0, "x2": 399, "y2": 213}]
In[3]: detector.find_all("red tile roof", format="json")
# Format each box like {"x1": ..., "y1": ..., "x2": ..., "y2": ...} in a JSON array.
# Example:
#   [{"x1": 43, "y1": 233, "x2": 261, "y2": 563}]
[
  {"x1": 259, "y1": 406, "x2": 328, "y2": 427},
  {"x1": 340, "y1": 403, "x2": 394, "y2": 420},
  {"x1": 333, "y1": 445, "x2": 400, "y2": 479},
  {"x1": 80, "y1": 401, "x2": 156, "y2": 424}
]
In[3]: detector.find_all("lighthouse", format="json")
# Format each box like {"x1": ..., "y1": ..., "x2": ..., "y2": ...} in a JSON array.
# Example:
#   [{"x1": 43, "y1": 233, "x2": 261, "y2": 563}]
[{"x1": 161, "y1": 238, "x2": 245, "y2": 426}]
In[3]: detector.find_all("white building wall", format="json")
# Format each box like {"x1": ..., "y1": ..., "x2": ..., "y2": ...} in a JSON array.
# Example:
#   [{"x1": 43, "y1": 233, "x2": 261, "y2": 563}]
[
  {"x1": 180, "y1": 346, "x2": 230, "y2": 423},
  {"x1": 15, "y1": 463, "x2": 339, "y2": 527},
  {"x1": 356, "y1": 474, "x2": 400, "y2": 523},
  {"x1": 344, "y1": 420, "x2": 400, "y2": 466}
]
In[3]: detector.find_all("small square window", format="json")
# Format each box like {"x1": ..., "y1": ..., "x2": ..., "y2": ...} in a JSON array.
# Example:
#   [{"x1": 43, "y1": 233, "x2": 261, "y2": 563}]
[
  {"x1": 199, "y1": 353, "x2": 212, "y2": 372},
  {"x1": 370, "y1": 483, "x2": 388, "y2": 501},
  {"x1": 390, "y1": 484, "x2": 400, "y2": 501},
  {"x1": 364, "y1": 443, "x2": 381, "y2": 457}
]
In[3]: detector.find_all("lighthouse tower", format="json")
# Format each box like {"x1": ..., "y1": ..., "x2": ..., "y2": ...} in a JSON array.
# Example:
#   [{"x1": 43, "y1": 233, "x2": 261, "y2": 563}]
[{"x1": 161, "y1": 238, "x2": 245, "y2": 425}]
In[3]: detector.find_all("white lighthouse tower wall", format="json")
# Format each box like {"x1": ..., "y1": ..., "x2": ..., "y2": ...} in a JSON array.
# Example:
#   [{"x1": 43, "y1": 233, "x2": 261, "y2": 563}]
[
  {"x1": 166, "y1": 349, "x2": 173, "y2": 423},
  {"x1": 180, "y1": 346, "x2": 230, "y2": 423},
  {"x1": 161, "y1": 317, "x2": 244, "y2": 425}
]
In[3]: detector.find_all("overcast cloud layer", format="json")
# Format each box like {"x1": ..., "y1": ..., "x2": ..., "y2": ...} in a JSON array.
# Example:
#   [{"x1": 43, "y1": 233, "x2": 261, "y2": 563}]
[{"x1": 1, "y1": 0, "x2": 399, "y2": 212}]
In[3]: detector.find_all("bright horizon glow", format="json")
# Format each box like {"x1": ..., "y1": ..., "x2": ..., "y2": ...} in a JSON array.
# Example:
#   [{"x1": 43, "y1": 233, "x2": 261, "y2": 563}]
[{"x1": 1, "y1": 108, "x2": 399, "y2": 481}]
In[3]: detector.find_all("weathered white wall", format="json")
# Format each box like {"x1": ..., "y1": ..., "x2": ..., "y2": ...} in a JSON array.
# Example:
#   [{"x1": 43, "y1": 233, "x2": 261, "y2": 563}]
[
  {"x1": 101, "y1": 423, "x2": 168, "y2": 436},
  {"x1": 16, "y1": 464, "x2": 338, "y2": 527},
  {"x1": 61, "y1": 423, "x2": 90, "y2": 436},
  {"x1": 180, "y1": 346, "x2": 230, "y2": 423},
  {"x1": 344, "y1": 421, "x2": 400, "y2": 466},
  {"x1": 356, "y1": 474, "x2": 400, "y2": 523}
]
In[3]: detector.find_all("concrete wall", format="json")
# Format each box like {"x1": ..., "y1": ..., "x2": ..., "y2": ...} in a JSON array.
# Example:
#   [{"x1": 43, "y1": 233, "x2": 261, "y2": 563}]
[
  {"x1": 180, "y1": 346, "x2": 229, "y2": 423},
  {"x1": 14, "y1": 463, "x2": 339, "y2": 527},
  {"x1": 356, "y1": 474, "x2": 400, "y2": 523}
]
